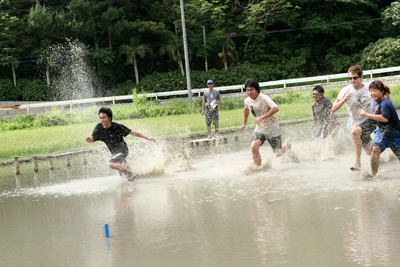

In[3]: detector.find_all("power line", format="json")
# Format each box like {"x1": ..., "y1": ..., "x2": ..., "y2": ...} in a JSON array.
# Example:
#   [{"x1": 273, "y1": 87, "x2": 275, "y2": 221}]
[
  {"x1": 0, "y1": 17, "x2": 385, "y2": 65},
  {"x1": 189, "y1": 17, "x2": 384, "y2": 41},
  {"x1": 0, "y1": 60, "x2": 37, "y2": 65},
  {"x1": 0, "y1": 0, "x2": 128, "y2": 13}
]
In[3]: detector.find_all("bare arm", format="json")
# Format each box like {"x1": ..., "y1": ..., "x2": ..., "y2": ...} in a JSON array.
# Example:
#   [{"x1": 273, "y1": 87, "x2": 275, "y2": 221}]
[
  {"x1": 130, "y1": 130, "x2": 156, "y2": 142},
  {"x1": 312, "y1": 115, "x2": 317, "y2": 131},
  {"x1": 329, "y1": 108, "x2": 336, "y2": 124},
  {"x1": 201, "y1": 100, "x2": 206, "y2": 115},
  {"x1": 332, "y1": 99, "x2": 344, "y2": 113},
  {"x1": 85, "y1": 136, "x2": 94, "y2": 143},
  {"x1": 255, "y1": 106, "x2": 279, "y2": 124},
  {"x1": 360, "y1": 110, "x2": 388, "y2": 123},
  {"x1": 332, "y1": 92, "x2": 352, "y2": 112},
  {"x1": 241, "y1": 108, "x2": 250, "y2": 131}
]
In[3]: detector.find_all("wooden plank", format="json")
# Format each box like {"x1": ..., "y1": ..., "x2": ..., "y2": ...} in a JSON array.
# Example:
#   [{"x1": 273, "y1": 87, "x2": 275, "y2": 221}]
[{"x1": 189, "y1": 138, "x2": 212, "y2": 143}]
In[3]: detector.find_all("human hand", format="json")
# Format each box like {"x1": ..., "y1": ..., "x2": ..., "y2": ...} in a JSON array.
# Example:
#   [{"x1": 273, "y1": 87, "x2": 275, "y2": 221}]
[
  {"x1": 255, "y1": 117, "x2": 263, "y2": 124},
  {"x1": 85, "y1": 136, "x2": 94, "y2": 143},
  {"x1": 344, "y1": 92, "x2": 352, "y2": 101},
  {"x1": 148, "y1": 137, "x2": 156, "y2": 142},
  {"x1": 201, "y1": 110, "x2": 204, "y2": 115},
  {"x1": 241, "y1": 124, "x2": 246, "y2": 132},
  {"x1": 360, "y1": 110, "x2": 368, "y2": 117}
]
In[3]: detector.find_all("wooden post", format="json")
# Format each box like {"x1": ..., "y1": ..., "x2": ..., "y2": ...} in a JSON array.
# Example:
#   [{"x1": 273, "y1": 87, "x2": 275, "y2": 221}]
[
  {"x1": 83, "y1": 154, "x2": 88, "y2": 179},
  {"x1": 66, "y1": 154, "x2": 72, "y2": 178},
  {"x1": 235, "y1": 136, "x2": 239, "y2": 148},
  {"x1": 101, "y1": 150, "x2": 108, "y2": 173},
  {"x1": 48, "y1": 156, "x2": 55, "y2": 180},
  {"x1": 32, "y1": 156, "x2": 39, "y2": 186},
  {"x1": 14, "y1": 157, "x2": 21, "y2": 189}
]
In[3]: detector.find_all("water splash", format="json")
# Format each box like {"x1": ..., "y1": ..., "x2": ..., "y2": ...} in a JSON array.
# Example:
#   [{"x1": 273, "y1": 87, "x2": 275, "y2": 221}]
[
  {"x1": 243, "y1": 158, "x2": 273, "y2": 175},
  {"x1": 42, "y1": 39, "x2": 95, "y2": 100}
]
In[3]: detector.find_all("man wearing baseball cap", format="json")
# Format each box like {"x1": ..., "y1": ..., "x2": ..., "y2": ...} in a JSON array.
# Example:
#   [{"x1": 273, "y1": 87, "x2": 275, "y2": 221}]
[{"x1": 202, "y1": 80, "x2": 222, "y2": 139}]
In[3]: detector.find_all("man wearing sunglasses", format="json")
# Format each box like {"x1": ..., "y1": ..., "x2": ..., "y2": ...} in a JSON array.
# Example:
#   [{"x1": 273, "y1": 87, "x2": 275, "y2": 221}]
[{"x1": 332, "y1": 65, "x2": 375, "y2": 171}]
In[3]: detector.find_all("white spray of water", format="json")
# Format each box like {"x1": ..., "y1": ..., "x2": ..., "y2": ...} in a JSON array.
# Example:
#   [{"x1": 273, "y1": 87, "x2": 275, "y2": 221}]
[{"x1": 42, "y1": 39, "x2": 95, "y2": 100}]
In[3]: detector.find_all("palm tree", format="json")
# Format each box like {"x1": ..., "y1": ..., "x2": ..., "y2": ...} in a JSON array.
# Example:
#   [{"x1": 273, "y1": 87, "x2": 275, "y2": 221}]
[
  {"x1": 215, "y1": 31, "x2": 238, "y2": 70},
  {"x1": 159, "y1": 30, "x2": 187, "y2": 77},
  {"x1": 120, "y1": 37, "x2": 152, "y2": 84}
]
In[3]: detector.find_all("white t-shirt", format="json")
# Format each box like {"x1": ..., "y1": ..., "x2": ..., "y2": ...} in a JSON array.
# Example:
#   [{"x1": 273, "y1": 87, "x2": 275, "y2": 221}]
[
  {"x1": 244, "y1": 93, "x2": 281, "y2": 137},
  {"x1": 337, "y1": 83, "x2": 372, "y2": 128}
]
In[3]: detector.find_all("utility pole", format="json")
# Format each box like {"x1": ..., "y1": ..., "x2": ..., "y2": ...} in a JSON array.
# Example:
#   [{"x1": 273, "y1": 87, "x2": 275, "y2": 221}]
[
  {"x1": 203, "y1": 26, "x2": 208, "y2": 72},
  {"x1": 180, "y1": 0, "x2": 192, "y2": 102}
]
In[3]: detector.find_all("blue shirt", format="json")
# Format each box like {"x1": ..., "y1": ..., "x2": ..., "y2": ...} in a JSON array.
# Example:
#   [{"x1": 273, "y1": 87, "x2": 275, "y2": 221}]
[{"x1": 373, "y1": 98, "x2": 400, "y2": 138}]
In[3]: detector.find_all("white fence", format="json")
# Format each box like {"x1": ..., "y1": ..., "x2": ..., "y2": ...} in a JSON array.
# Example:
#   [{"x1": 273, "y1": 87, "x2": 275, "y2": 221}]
[{"x1": 13, "y1": 66, "x2": 400, "y2": 114}]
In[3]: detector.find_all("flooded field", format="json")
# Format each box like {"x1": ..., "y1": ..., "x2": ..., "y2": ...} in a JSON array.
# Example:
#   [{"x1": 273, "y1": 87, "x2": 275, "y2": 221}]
[{"x1": 1, "y1": 120, "x2": 400, "y2": 267}]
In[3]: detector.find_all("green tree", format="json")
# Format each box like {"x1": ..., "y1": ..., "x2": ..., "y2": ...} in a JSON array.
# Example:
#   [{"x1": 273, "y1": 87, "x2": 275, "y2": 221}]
[
  {"x1": 360, "y1": 37, "x2": 400, "y2": 69},
  {"x1": 383, "y1": 1, "x2": 400, "y2": 27},
  {"x1": 35, "y1": 39, "x2": 54, "y2": 87},
  {"x1": 120, "y1": 37, "x2": 152, "y2": 85},
  {"x1": 240, "y1": 0, "x2": 295, "y2": 59},
  {"x1": 159, "y1": 30, "x2": 187, "y2": 77},
  {"x1": 0, "y1": 13, "x2": 25, "y2": 86},
  {"x1": 101, "y1": 6, "x2": 128, "y2": 50},
  {"x1": 67, "y1": 0, "x2": 114, "y2": 96},
  {"x1": 214, "y1": 31, "x2": 238, "y2": 70},
  {"x1": 28, "y1": 3, "x2": 68, "y2": 40}
]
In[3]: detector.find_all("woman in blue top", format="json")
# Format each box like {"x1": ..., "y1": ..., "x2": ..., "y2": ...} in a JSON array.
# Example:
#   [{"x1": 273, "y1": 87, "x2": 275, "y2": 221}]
[{"x1": 360, "y1": 81, "x2": 400, "y2": 176}]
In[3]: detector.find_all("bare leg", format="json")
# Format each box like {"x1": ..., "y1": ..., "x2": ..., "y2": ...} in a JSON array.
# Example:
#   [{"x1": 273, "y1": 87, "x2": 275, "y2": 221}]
[
  {"x1": 370, "y1": 145, "x2": 381, "y2": 176},
  {"x1": 351, "y1": 126, "x2": 363, "y2": 169},
  {"x1": 108, "y1": 162, "x2": 137, "y2": 180},
  {"x1": 108, "y1": 162, "x2": 133, "y2": 173},
  {"x1": 207, "y1": 125, "x2": 211, "y2": 139},
  {"x1": 274, "y1": 139, "x2": 290, "y2": 157},
  {"x1": 251, "y1": 139, "x2": 262, "y2": 166},
  {"x1": 214, "y1": 124, "x2": 218, "y2": 135},
  {"x1": 364, "y1": 140, "x2": 372, "y2": 156}
]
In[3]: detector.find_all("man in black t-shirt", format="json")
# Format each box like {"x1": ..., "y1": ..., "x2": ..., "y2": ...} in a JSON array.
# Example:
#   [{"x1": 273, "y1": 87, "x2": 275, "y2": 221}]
[{"x1": 85, "y1": 107, "x2": 156, "y2": 180}]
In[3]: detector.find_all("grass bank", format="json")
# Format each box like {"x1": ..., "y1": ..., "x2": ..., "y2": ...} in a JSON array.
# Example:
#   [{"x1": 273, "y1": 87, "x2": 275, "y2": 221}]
[
  {"x1": 0, "y1": 103, "x2": 346, "y2": 164},
  {"x1": 1, "y1": 84, "x2": 400, "y2": 165}
]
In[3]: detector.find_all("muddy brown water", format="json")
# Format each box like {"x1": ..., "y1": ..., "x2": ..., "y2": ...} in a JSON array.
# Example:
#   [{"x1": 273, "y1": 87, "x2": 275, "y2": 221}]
[{"x1": 1, "y1": 120, "x2": 400, "y2": 267}]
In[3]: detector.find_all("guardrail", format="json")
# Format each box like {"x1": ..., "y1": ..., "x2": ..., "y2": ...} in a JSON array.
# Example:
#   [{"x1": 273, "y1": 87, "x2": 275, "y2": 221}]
[{"x1": 10, "y1": 65, "x2": 400, "y2": 114}]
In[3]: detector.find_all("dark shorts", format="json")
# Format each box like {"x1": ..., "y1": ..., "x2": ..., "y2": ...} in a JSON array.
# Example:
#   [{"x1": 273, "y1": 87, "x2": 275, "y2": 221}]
[
  {"x1": 358, "y1": 119, "x2": 376, "y2": 147},
  {"x1": 109, "y1": 152, "x2": 128, "y2": 164},
  {"x1": 205, "y1": 108, "x2": 219, "y2": 126},
  {"x1": 251, "y1": 132, "x2": 282, "y2": 151}
]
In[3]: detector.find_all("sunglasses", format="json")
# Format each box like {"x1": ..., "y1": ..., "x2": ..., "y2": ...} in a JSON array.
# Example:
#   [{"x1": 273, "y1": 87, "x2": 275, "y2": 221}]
[
  {"x1": 312, "y1": 93, "x2": 319, "y2": 96},
  {"x1": 348, "y1": 76, "x2": 360, "y2": 80}
]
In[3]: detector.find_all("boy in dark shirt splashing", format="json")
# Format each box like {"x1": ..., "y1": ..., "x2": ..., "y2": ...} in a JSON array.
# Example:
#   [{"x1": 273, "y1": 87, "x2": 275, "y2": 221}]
[{"x1": 85, "y1": 107, "x2": 156, "y2": 180}]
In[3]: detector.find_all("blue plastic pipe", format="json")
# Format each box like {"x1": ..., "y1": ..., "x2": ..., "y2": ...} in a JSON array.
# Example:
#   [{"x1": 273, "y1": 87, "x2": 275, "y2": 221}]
[{"x1": 104, "y1": 223, "x2": 110, "y2": 238}]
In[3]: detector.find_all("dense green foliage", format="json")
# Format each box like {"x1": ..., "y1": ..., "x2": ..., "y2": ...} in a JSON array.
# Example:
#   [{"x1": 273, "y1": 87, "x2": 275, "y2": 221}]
[
  {"x1": 0, "y1": 78, "x2": 48, "y2": 101},
  {"x1": 1, "y1": 0, "x2": 400, "y2": 101},
  {"x1": 361, "y1": 37, "x2": 400, "y2": 69}
]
